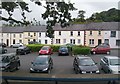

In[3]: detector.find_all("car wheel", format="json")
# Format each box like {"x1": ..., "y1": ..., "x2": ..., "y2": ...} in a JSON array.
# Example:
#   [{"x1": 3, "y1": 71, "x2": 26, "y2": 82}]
[
  {"x1": 107, "y1": 51, "x2": 110, "y2": 55},
  {"x1": 48, "y1": 69, "x2": 51, "y2": 74},
  {"x1": 93, "y1": 51, "x2": 96, "y2": 55},
  {"x1": 24, "y1": 52, "x2": 26, "y2": 55},
  {"x1": 16, "y1": 65, "x2": 20, "y2": 70}
]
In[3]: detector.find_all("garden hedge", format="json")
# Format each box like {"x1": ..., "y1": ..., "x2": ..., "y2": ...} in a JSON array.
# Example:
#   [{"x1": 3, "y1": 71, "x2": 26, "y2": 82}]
[
  {"x1": 27, "y1": 44, "x2": 60, "y2": 52},
  {"x1": 72, "y1": 46, "x2": 91, "y2": 55}
]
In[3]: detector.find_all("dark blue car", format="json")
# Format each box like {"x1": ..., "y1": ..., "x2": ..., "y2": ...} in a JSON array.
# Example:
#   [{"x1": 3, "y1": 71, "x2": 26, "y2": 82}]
[{"x1": 58, "y1": 46, "x2": 69, "y2": 56}]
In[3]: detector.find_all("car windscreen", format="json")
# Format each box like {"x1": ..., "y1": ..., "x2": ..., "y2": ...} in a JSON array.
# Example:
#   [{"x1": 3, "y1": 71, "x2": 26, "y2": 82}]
[
  {"x1": 33, "y1": 57, "x2": 48, "y2": 65},
  {"x1": 79, "y1": 58, "x2": 95, "y2": 66},
  {"x1": 60, "y1": 47, "x2": 68, "y2": 50},
  {"x1": 41, "y1": 47, "x2": 49, "y2": 50},
  {"x1": 110, "y1": 59, "x2": 120, "y2": 65},
  {"x1": 0, "y1": 56, "x2": 10, "y2": 63}
]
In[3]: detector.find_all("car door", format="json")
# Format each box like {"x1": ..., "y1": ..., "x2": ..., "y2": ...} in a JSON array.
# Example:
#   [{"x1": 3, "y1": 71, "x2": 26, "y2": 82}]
[
  {"x1": 102, "y1": 58, "x2": 109, "y2": 73},
  {"x1": 73, "y1": 58, "x2": 79, "y2": 72}
]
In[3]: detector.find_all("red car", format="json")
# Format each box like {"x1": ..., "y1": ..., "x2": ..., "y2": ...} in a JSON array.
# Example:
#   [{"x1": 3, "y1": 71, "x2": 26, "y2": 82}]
[
  {"x1": 91, "y1": 43, "x2": 111, "y2": 54},
  {"x1": 39, "y1": 46, "x2": 53, "y2": 55}
]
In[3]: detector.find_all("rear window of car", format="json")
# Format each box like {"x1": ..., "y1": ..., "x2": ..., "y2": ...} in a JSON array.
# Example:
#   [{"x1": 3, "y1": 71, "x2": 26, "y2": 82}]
[
  {"x1": 110, "y1": 59, "x2": 120, "y2": 65},
  {"x1": 41, "y1": 47, "x2": 49, "y2": 50},
  {"x1": 79, "y1": 58, "x2": 95, "y2": 66}
]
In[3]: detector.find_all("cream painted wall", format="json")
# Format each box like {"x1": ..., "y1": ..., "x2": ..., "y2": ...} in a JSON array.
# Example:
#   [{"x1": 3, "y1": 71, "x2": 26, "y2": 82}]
[
  {"x1": 85, "y1": 31, "x2": 104, "y2": 47},
  {"x1": 23, "y1": 32, "x2": 38, "y2": 45},
  {"x1": 54, "y1": 31, "x2": 84, "y2": 45}
]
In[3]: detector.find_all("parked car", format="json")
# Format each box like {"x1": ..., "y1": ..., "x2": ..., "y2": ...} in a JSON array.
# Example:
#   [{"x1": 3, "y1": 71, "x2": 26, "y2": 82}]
[
  {"x1": 0, "y1": 53, "x2": 20, "y2": 72},
  {"x1": 0, "y1": 46, "x2": 7, "y2": 54},
  {"x1": 10, "y1": 43, "x2": 23, "y2": 48},
  {"x1": 100, "y1": 56, "x2": 120, "y2": 74},
  {"x1": 39, "y1": 46, "x2": 53, "y2": 55},
  {"x1": 73, "y1": 55, "x2": 100, "y2": 74},
  {"x1": 58, "y1": 46, "x2": 69, "y2": 56},
  {"x1": 0, "y1": 43, "x2": 7, "y2": 47},
  {"x1": 16, "y1": 46, "x2": 31, "y2": 55},
  {"x1": 30, "y1": 55, "x2": 53, "y2": 73},
  {"x1": 91, "y1": 43, "x2": 111, "y2": 54}
]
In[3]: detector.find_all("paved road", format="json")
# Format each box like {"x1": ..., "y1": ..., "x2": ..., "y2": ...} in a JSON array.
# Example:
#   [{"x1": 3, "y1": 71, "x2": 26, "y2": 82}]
[
  {"x1": 3, "y1": 48, "x2": 120, "y2": 74},
  {"x1": 1, "y1": 48, "x2": 120, "y2": 84}
]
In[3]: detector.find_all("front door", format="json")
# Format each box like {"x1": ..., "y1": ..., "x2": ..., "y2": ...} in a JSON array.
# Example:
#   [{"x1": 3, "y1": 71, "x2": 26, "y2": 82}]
[
  {"x1": 98, "y1": 39, "x2": 102, "y2": 45},
  {"x1": 7, "y1": 39, "x2": 9, "y2": 46}
]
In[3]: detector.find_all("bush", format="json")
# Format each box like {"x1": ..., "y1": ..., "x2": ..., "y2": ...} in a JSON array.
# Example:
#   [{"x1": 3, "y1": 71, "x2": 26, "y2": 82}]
[
  {"x1": 72, "y1": 46, "x2": 90, "y2": 55},
  {"x1": 27, "y1": 44, "x2": 61, "y2": 52},
  {"x1": 27, "y1": 44, "x2": 44, "y2": 52}
]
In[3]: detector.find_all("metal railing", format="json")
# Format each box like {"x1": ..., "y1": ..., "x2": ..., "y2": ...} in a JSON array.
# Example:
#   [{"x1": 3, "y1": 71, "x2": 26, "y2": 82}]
[{"x1": 0, "y1": 73, "x2": 120, "y2": 84}]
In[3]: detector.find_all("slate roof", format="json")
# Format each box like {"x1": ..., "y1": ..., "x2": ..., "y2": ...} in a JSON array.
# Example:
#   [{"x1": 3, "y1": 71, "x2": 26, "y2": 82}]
[{"x1": 0, "y1": 22, "x2": 119, "y2": 33}]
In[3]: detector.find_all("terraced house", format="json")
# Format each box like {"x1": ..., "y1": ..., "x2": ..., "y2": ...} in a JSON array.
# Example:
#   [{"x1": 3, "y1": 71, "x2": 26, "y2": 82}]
[{"x1": 0, "y1": 22, "x2": 119, "y2": 48}]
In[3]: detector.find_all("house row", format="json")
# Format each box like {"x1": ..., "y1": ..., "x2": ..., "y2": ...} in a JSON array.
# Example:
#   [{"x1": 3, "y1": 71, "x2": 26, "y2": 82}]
[{"x1": 0, "y1": 22, "x2": 120, "y2": 48}]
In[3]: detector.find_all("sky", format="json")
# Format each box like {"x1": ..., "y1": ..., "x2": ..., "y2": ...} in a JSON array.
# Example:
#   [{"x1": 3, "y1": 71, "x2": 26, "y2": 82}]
[{"x1": 1, "y1": 0, "x2": 120, "y2": 25}]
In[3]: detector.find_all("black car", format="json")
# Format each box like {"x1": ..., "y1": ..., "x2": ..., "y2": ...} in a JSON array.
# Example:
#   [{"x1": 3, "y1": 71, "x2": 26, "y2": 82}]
[
  {"x1": 73, "y1": 55, "x2": 100, "y2": 74},
  {"x1": 16, "y1": 46, "x2": 31, "y2": 55},
  {"x1": 58, "y1": 46, "x2": 69, "y2": 56},
  {"x1": 0, "y1": 53, "x2": 20, "y2": 72},
  {"x1": 0, "y1": 43, "x2": 7, "y2": 47},
  {"x1": 0, "y1": 46, "x2": 7, "y2": 54},
  {"x1": 30, "y1": 55, "x2": 53, "y2": 73}
]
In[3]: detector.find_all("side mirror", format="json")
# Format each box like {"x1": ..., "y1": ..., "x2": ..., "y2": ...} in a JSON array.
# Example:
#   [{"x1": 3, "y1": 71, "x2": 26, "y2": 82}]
[{"x1": 31, "y1": 62, "x2": 33, "y2": 64}]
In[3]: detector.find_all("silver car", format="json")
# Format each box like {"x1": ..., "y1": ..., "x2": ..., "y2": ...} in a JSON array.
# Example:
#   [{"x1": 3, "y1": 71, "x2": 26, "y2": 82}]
[
  {"x1": 100, "y1": 56, "x2": 120, "y2": 74},
  {"x1": 11, "y1": 43, "x2": 23, "y2": 48}
]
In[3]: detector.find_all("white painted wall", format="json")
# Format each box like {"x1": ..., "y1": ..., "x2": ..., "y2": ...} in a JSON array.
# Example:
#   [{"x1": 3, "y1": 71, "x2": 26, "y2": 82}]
[
  {"x1": 54, "y1": 31, "x2": 84, "y2": 45},
  {"x1": 104, "y1": 31, "x2": 120, "y2": 48}
]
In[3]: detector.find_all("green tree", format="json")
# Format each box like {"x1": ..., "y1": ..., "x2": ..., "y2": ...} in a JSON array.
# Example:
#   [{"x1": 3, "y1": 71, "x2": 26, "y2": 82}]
[
  {"x1": 1, "y1": 0, "x2": 31, "y2": 26},
  {"x1": 77, "y1": 10, "x2": 86, "y2": 22}
]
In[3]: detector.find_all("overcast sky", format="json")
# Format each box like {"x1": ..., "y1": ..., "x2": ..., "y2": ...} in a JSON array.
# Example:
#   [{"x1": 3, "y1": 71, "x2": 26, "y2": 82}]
[{"x1": 2, "y1": 0, "x2": 120, "y2": 25}]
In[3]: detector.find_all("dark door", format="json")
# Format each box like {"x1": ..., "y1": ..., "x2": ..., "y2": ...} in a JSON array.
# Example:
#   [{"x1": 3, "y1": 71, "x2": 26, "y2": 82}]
[
  {"x1": 7, "y1": 39, "x2": 9, "y2": 46},
  {"x1": 98, "y1": 39, "x2": 102, "y2": 45},
  {"x1": 13, "y1": 39, "x2": 15, "y2": 44}
]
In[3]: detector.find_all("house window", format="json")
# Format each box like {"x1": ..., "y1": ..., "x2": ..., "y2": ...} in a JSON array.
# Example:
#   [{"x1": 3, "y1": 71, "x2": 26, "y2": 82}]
[
  {"x1": 7, "y1": 33, "x2": 9, "y2": 37},
  {"x1": 45, "y1": 40, "x2": 47, "y2": 44},
  {"x1": 116, "y1": 40, "x2": 120, "y2": 46},
  {"x1": 39, "y1": 32, "x2": 41, "y2": 37},
  {"x1": 19, "y1": 34, "x2": 22, "y2": 38},
  {"x1": 28, "y1": 39, "x2": 30, "y2": 42},
  {"x1": 59, "y1": 31, "x2": 61, "y2": 35},
  {"x1": 70, "y1": 31, "x2": 73, "y2": 36},
  {"x1": 63, "y1": 39, "x2": 66, "y2": 43},
  {"x1": 78, "y1": 31, "x2": 80, "y2": 36},
  {"x1": 34, "y1": 32, "x2": 36, "y2": 36},
  {"x1": 39, "y1": 39, "x2": 41, "y2": 43},
  {"x1": 45, "y1": 32, "x2": 47, "y2": 37},
  {"x1": 70, "y1": 39, "x2": 75, "y2": 44},
  {"x1": 19, "y1": 40, "x2": 22, "y2": 43},
  {"x1": 28, "y1": 32, "x2": 30, "y2": 36},
  {"x1": 111, "y1": 31, "x2": 116, "y2": 37},
  {"x1": 78, "y1": 39, "x2": 81, "y2": 44},
  {"x1": 89, "y1": 39, "x2": 94, "y2": 45},
  {"x1": 90, "y1": 31, "x2": 92, "y2": 35},
  {"x1": 13, "y1": 34, "x2": 15, "y2": 38},
  {"x1": 104, "y1": 39, "x2": 109, "y2": 44},
  {"x1": 98, "y1": 31, "x2": 101, "y2": 35},
  {"x1": 56, "y1": 39, "x2": 60, "y2": 44}
]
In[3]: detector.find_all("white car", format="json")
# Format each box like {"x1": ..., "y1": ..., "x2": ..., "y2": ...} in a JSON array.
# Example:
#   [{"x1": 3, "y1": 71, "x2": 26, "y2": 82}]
[
  {"x1": 11, "y1": 43, "x2": 23, "y2": 48},
  {"x1": 100, "y1": 56, "x2": 120, "y2": 74}
]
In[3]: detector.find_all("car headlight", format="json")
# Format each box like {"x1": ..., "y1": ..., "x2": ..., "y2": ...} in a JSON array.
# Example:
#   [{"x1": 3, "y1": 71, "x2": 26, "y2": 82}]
[
  {"x1": 96, "y1": 70, "x2": 100, "y2": 73},
  {"x1": 30, "y1": 68, "x2": 34, "y2": 71},
  {"x1": 43, "y1": 68, "x2": 48, "y2": 71},
  {"x1": 46, "y1": 51, "x2": 49, "y2": 53},
  {"x1": 81, "y1": 71, "x2": 86, "y2": 74}
]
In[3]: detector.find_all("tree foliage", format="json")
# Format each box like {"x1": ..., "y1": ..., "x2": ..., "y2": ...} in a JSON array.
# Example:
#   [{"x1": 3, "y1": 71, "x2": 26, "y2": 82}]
[
  {"x1": 40, "y1": 1, "x2": 76, "y2": 39},
  {"x1": 88, "y1": 8, "x2": 120, "y2": 22},
  {"x1": 1, "y1": 0, "x2": 31, "y2": 26}
]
